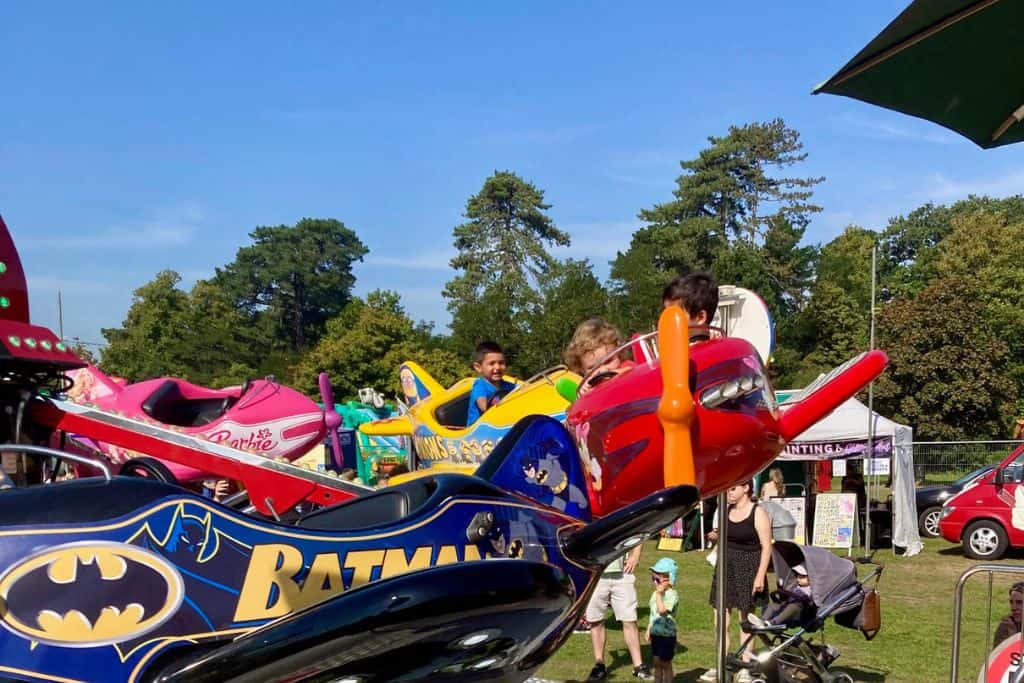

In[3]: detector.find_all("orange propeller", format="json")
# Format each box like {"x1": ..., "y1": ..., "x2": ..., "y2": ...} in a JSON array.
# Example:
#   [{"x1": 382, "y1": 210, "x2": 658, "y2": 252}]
[{"x1": 657, "y1": 305, "x2": 696, "y2": 487}]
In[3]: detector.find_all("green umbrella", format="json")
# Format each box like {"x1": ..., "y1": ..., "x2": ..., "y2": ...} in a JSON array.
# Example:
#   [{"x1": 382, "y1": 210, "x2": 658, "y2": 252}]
[{"x1": 814, "y1": 0, "x2": 1024, "y2": 149}]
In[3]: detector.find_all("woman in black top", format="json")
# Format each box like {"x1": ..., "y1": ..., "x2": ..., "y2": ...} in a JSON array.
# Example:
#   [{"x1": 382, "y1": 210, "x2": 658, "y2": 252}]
[{"x1": 702, "y1": 481, "x2": 772, "y2": 682}]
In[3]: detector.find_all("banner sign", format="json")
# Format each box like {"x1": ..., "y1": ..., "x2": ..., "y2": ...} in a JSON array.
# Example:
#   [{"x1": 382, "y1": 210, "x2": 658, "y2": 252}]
[{"x1": 780, "y1": 436, "x2": 893, "y2": 461}]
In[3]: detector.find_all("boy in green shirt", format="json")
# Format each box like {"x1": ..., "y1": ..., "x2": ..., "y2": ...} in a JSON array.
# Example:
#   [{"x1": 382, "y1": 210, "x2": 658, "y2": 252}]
[{"x1": 645, "y1": 558, "x2": 679, "y2": 683}]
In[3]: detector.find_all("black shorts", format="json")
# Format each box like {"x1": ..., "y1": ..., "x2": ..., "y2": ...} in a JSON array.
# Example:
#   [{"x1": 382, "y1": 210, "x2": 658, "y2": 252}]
[{"x1": 650, "y1": 634, "x2": 676, "y2": 661}]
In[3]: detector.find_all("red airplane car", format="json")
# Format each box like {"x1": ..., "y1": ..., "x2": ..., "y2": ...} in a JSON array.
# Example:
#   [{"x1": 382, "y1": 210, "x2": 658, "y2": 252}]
[{"x1": 568, "y1": 310, "x2": 887, "y2": 516}]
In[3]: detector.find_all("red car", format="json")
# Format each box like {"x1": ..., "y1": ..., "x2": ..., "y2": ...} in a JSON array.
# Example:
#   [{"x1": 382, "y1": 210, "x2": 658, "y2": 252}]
[{"x1": 940, "y1": 443, "x2": 1024, "y2": 559}]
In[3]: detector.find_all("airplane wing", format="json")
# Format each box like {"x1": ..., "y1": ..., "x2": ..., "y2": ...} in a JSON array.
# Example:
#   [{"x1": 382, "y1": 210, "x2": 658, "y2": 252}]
[
  {"x1": 777, "y1": 350, "x2": 889, "y2": 442},
  {"x1": 32, "y1": 397, "x2": 368, "y2": 515},
  {"x1": 359, "y1": 415, "x2": 415, "y2": 437}
]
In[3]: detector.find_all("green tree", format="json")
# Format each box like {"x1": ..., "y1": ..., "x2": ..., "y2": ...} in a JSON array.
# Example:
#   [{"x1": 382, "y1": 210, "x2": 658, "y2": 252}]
[
  {"x1": 68, "y1": 340, "x2": 99, "y2": 365},
  {"x1": 215, "y1": 218, "x2": 368, "y2": 351},
  {"x1": 674, "y1": 119, "x2": 823, "y2": 243},
  {"x1": 932, "y1": 210, "x2": 1024, "y2": 404},
  {"x1": 609, "y1": 216, "x2": 725, "y2": 333},
  {"x1": 443, "y1": 171, "x2": 570, "y2": 369},
  {"x1": 519, "y1": 259, "x2": 610, "y2": 372},
  {"x1": 100, "y1": 270, "x2": 191, "y2": 380},
  {"x1": 880, "y1": 195, "x2": 1024, "y2": 296},
  {"x1": 875, "y1": 277, "x2": 1017, "y2": 440},
  {"x1": 776, "y1": 226, "x2": 876, "y2": 386},
  {"x1": 100, "y1": 272, "x2": 259, "y2": 385},
  {"x1": 296, "y1": 290, "x2": 466, "y2": 400},
  {"x1": 175, "y1": 280, "x2": 260, "y2": 386},
  {"x1": 611, "y1": 120, "x2": 822, "y2": 332}
]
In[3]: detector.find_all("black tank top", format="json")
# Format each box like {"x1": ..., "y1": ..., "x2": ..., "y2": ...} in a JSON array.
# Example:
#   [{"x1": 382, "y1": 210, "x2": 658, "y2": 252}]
[{"x1": 726, "y1": 503, "x2": 761, "y2": 551}]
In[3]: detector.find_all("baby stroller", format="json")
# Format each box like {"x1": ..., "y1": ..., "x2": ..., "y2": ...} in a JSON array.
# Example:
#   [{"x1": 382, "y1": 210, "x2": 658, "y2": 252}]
[{"x1": 728, "y1": 541, "x2": 883, "y2": 683}]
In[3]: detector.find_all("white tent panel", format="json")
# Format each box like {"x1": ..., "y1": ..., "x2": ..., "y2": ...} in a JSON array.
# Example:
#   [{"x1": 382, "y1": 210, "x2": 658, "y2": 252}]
[{"x1": 778, "y1": 396, "x2": 923, "y2": 557}]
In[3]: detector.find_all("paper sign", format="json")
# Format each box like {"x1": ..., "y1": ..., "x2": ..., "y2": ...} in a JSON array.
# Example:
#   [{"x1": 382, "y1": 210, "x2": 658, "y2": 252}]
[
  {"x1": 866, "y1": 457, "x2": 890, "y2": 476},
  {"x1": 812, "y1": 493, "x2": 858, "y2": 549},
  {"x1": 657, "y1": 537, "x2": 684, "y2": 552},
  {"x1": 777, "y1": 497, "x2": 807, "y2": 545}
]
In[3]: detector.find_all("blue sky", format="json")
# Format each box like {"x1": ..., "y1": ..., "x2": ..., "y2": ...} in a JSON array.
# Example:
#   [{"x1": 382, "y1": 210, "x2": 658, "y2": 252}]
[{"x1": 2, "y1": 2, "x2": 1021, "y2": 350}]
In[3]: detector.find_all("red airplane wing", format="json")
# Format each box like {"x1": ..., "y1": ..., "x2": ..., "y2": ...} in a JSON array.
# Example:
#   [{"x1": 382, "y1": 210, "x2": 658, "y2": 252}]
[{"x1": 32, "y1": 398, "x2": 365, "y2": 516}]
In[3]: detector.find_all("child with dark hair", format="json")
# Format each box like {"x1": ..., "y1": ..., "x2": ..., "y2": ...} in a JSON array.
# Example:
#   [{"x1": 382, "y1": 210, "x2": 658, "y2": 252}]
[
  {"x1": 662, "y1": 272, "x2": 719, "y2": 341},
  {"x1": 466, "y1": 341, "x2": 517, "y2": 425}
]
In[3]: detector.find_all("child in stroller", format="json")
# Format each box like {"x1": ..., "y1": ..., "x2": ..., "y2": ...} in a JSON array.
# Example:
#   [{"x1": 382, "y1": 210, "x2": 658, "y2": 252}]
[
  {"x1": 748, "y1": 562, "x2": 813, "y2": 629},
  {"x1": 728, "y1": 541, "x2": 883, "y2": 683}
]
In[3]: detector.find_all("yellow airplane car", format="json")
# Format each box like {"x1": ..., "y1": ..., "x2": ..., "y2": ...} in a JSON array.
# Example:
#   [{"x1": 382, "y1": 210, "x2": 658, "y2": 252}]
[{"x1": 360, "y1": 361, "x2": 578, "y2": 475}]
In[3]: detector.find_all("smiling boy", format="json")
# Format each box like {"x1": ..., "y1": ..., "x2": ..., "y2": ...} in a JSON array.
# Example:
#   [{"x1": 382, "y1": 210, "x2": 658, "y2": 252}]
[{"x1": 466, "y1": 341, "x2": 517, "y2": 425}]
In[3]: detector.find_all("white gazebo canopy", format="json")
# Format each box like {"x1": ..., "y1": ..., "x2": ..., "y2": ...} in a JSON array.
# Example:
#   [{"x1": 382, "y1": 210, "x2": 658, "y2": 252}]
[{"x1": 777, "y1": 395, "x2": 922, "y2": 556}]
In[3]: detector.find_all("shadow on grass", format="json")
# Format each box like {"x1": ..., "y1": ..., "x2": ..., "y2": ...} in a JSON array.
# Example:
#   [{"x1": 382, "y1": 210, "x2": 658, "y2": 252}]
[
  {"x1": 938, "y1": 546, "x2": 967, "y2": 556},
  {"x1": 559, "y1": 625, "x2": 690, "y2": 682},
  {"x1": 936, "y1": 545, "x2": 1024, "y2": 559},
  {"x1": 831, "y1": 664, "x2": 887, "y2": 681},
  {"x1": 660, "y1": 664, "x2": 887, "y2": 682},
  {"x1": 655, "y1": 664, "x2": 888, "y2": 682}
]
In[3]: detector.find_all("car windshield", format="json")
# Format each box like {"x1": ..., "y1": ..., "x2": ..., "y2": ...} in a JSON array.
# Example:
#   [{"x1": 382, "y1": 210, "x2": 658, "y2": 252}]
[{"x1": 952, "y1": 466, "x2": 994, "y2": 487}]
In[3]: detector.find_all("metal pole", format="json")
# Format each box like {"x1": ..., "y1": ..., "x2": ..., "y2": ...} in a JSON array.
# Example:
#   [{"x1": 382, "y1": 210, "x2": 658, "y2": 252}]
[
  {"x1": 715, "y1": 491, "x2": 728, "y2": 679},
  {"x1": 950, "y1": 563, "x2": 1024, "y2": 682},
  {"x1": 865, "y1": 244, "x2": 876, "y2": 552},
  {"x1": 699, "y1": 502, "x2": 706, "y2": 551},
  {"x1": 57, "y1": 290, "x2": 64, "y2": 340}
]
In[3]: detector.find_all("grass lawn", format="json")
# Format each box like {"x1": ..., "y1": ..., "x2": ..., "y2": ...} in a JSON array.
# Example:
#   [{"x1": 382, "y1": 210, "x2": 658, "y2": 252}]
[{"x1": 537, "y1": 537, "x2": 1024, "y2": 682}]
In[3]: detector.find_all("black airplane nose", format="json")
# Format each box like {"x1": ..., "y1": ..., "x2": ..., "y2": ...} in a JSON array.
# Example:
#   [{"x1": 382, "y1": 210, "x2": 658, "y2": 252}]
[{"x1": 559, "y1": 485, "x2": 700, "y2": 568}]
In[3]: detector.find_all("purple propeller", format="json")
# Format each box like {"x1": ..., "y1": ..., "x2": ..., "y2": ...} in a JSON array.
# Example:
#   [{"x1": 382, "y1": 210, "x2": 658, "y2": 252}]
[{"x1": 318, "y1": 372, "x2": 344, "y2": 470}]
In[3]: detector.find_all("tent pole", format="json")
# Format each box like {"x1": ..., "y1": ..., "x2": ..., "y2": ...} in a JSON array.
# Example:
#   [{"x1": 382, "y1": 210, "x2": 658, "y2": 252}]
[{"x1": 865, "y1": 243, "x2": 877, "y2": 553}]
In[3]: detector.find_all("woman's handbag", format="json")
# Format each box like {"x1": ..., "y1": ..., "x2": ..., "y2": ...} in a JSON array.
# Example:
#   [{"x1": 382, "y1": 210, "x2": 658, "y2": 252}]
[{"x1": 859, "y1": 589, "x2": 881, "y2": 639}]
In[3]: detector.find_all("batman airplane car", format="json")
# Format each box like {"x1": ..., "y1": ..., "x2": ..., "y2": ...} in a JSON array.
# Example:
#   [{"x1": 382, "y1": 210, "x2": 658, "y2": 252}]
[{"x1": 0, "y1": 415, "x2": 697, "y2": 683}]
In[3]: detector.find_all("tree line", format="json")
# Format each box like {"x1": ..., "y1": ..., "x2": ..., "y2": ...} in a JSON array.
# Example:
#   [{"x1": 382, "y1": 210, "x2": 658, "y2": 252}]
[{"x1": 99, "y1": 119, "x2": 1024, "y2": 441}]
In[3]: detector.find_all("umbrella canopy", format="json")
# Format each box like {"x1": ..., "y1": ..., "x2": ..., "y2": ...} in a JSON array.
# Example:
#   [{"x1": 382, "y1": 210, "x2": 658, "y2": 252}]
[{"x1": 814, "y1": 0, "x2": 1024, "y2": 149}]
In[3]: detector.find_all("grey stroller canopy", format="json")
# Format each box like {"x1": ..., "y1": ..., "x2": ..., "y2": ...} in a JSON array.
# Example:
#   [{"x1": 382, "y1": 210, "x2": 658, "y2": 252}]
[{"x1": 771, "y1": 541, "x2": 863, "y2": 619}]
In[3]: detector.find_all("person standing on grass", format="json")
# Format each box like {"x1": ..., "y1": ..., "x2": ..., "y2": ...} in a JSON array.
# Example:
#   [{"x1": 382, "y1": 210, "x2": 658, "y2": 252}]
[
  {"x1": 994, "y1": 582, "x2": 1024, "y2": 648},
  {"x1": 700, "y1": 481, "x2": 772, "y2": 683},
  {"x1": 645, "y1": 558, "x2": 679, "y2": 683},
  {"x1": 583, "y1": 544, "x2": 653, "y2": 680}
]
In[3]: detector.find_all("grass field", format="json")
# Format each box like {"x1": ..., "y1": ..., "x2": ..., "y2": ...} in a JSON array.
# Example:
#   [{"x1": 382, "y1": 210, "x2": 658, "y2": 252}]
[{"x1": 537, "y1": 537, "x2": 1024, "y2": 682}]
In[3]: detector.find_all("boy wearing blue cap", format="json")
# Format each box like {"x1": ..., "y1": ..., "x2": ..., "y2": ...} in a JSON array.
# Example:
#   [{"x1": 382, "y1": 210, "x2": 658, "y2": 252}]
[{"x1": 645, "y1": 558, "x2": 679, "y2": 683}]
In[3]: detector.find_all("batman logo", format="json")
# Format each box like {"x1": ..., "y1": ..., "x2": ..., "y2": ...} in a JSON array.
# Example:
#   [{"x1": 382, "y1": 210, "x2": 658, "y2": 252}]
[{"x1": 0, "y1": 541, "x2": 183, "y2": 646}]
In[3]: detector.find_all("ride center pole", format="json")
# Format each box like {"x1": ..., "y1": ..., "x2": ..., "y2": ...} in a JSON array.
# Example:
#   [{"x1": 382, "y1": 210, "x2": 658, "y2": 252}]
[{"x1": 715, "y1": 491, "x2": 728, "y2": 679}]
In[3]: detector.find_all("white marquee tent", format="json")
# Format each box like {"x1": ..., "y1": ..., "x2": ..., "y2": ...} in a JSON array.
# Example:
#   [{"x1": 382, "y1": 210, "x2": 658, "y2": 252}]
[{"x1": 777, "y1": 396, "x2": 923, "y2": 557}]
